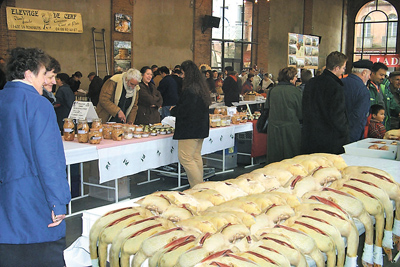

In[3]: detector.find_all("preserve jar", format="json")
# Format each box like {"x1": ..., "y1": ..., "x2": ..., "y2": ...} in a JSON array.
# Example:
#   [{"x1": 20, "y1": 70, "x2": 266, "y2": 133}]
[
  {"x1": 91, "y1": 118, "x2": 102, "y2": 133},
  {"x1": 88, "y1": 128, "x2": 102, "y2": 144},
  {"x1": 124, "y1": 125, "x2": 134, "y2": 140},
  {"x1": 63, "y1": 118, "x2": 75, "y2": 141},
  {"x1": 223, "y1": 116, "x2": 231, "y2": 126},
  {"x1": 102, "y1": 123, "x2": 114, "y2": 139},
  {"x1": 231, "y1": 114, "x2": 241, "y2": 124},
  {"x1": 112, "y1": 124, "x2": 124, "y2": 141},
  {"x1": 240, "y1": 112, "x2": 248, "y2": 123},
  {"x1": 77, "y1": 119, "x2": 89, "y2": 143}
]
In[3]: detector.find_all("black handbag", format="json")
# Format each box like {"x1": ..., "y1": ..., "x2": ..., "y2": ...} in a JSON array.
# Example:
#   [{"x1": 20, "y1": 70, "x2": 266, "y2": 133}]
[{"x1": 256, "y1": 88, "x2": 272, "y2": 134}]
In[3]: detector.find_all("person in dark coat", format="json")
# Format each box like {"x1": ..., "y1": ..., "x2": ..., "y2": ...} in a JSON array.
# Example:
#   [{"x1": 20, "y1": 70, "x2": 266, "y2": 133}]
[
  {"x1": 171, "y1": 60, "x2": 211, "y2": 187},
  {"x1": 54, "y1": 73, "x2": 75, "y2": 131},
  {"x1": 267, "y1": 67, "x2": 302, "y2": 163},
  {"x1": 87, "y1": 72, "x2": 104, "y2": 106},
  {"x1": 222, "y1": 66, "x2": 240, "y2": 107},
  {"x1": 68, "y1": 71, "x2": 82, "y2": 93},
  {"x1": 135, "y1": 66, "x2": 163, "y2": 125},
  {"x1": 0, "y1": 57, "x2": 6, "y2": 90},
  {"x1": 302, "y1": 51, "x2": 349, "y2": 154},
  {"x1": 157, "y1": 66, "x2": 179, "y2": 119},
  {"x1": 205, "y1": 70, "x2": 216, "y2": 93},
  {"x1": 171, "y1": 68, "x2": 183, "y2": 97},
  {"x1": 342, "y1": 59, "x2": 373, "y2": 143}
]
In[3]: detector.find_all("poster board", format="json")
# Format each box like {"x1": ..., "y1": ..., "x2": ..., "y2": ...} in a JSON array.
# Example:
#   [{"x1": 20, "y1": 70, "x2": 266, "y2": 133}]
[
  {"x1": 6, "y1": 7, "x2": 83, "y2": 33},
  {"x1": 114, "y1": 41, "x2": 132, "y2": 73},
  {"x1": 288, "y1": 33, "x2": 319, "y2": 69},
  {"x1": 68, "y1": 101, "x2": 98, "y2": 122}
]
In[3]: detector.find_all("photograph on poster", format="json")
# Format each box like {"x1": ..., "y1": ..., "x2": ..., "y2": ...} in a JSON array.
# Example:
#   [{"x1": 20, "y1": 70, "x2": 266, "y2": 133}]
[
  {"x1": 115, "y1": 13, "x2": 131, "y2": 33},
  {"x1": 288, "y1": 33, "x2": 319, "y2": 69},
  {"x1": 114, "y1": 41, "x2": 131, "y2": 73}
]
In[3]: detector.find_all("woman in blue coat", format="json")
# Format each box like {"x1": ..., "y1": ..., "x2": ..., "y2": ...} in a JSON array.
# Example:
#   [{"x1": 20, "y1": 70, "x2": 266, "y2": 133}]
[{"x1": 0, "y1": 48, "x2": 71, "y2": 266}]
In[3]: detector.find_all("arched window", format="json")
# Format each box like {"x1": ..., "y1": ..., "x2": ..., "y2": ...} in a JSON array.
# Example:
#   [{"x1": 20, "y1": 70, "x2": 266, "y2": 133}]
[
  {"x1": 354, "y1": 0, "x2": 398, "y2": 61},
  {"x1": 211, "y1": 0, "x2": 254, "y2": 71}
]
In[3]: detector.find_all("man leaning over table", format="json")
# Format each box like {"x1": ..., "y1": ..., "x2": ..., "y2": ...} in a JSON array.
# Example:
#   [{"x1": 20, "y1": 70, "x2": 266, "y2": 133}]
[{"x1": 96, "y1": 68, "x2": 141, "y2": 124}]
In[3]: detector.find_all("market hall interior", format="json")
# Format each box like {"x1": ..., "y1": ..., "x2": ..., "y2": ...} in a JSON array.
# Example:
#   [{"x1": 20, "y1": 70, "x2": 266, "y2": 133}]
[{"x1": 2, "y1": 0, "x2": 399, "y2": 91}]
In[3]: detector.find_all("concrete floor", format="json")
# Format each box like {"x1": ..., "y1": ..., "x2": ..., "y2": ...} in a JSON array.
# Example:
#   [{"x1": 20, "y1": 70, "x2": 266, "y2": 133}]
[{"x1": 65, "y1": 157, "x2": 400, "y2": 267}]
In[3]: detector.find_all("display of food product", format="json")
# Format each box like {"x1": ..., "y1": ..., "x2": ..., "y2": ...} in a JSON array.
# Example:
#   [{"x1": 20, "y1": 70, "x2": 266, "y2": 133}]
[
  {"x1": 102, "y1": 123, "x2": 113, "y2": 139},
  {"x1": 89, "y1": 153, "x2": 399, "y2": 267},
  {"x1": 231, "y1": 114, "x2": 241, "y2": 124},
  {"x1": 209, "y1": 114, "x2": 221, "y2": 128},
  {"x1": 214, "y1": 106, "x2": 227, "y2": 115},
  {"x1": 141, "y1": 132, "x2": 149, "y2": 138},
  {"x1": 124, "y1": 125, "x2": 134, "y2": 140},
  {"x1": 150, "y1": 129, "x2": 157, "y2": 136},
  {"x1": 91, "y1": 118, "x2": 102, "y2": 133},
  {"x1": 135, "y1": 125, "x2": 143, "y2": 132},
  {"x1": 111, "y1": 124, "x2": 124, "y2": 141},
  {"x1": 253, "y1": 111, "x2": 261, "y2": 120},
  {"x1": 77, "y1": 119, "x2": 89, "y2": 143},
  {"x1": 368, "y1": 144, "x2": 389, "y2": 150},
  {"x1": 88, "y1": 128, "x2": 102, "y2": 144},
  {"x1": 63, "y1": 118, "x2": 75, "y2": 141},
  {"x1": 240, "y1": 112, "x2": 248, "y2": 123},
  {"x1": 133, "y1": 131, "x2": 142, "y2": 138}
]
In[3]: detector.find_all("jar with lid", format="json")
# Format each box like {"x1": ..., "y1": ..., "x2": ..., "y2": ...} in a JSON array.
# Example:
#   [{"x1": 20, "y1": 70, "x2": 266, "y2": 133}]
[
  {"x1": 102, "y1": 123, "x2": 114, "y2": 139},
  {"x1": 92, "y1": 118, "x2": 102, "y2": 133},
  {"x1": 124, "y1": 125, "x2": 134, "y2": 140},
  {"x1": 240, "y1": 112, "x2": 248, "y2": 123},
  {"x1": 220, "y1": 106, "x2": 228, "y2": 115},
  {"x1": 231, "y1": 114, "x2": 241, "y2": 124},
  {"x1": 112, "y1": 124, "x2": 124, "y2": 141},
  {"x1": 223, "y1": 116, "x2": 231, "y2": 126},
  {"x1": 63, "y1": 118, "x2": 75, "y2": 141},
  {"x1": 88, "y1": 128, "x2": 102, "y2": 144},
  {"x1": 77, "y1": 119, "x2": 89, "y2": 143}
]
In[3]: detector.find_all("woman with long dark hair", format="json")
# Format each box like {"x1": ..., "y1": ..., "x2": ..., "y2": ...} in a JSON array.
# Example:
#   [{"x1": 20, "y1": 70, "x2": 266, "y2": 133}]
[{"x1": 171, "y1": 60, "x2": 211, "y2": 187}]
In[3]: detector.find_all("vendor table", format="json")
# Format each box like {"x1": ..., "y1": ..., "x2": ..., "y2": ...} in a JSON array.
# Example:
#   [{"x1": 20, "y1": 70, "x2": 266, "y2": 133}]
[{"x1": 63, "y1": 123, "x2": 253, "y2": 215}]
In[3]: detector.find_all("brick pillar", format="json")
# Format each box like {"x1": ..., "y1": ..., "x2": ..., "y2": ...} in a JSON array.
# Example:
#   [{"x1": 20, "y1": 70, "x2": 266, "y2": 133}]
[
  {"x1": 193, "y1": 0, "x2": 212, "y2": 66},
  {"x1": 111, "y1": 0, "x2": 133, "y2": 72},
  {"x1": 0, "y1": 0, "x2": 17, "y2": 59},
  {"x1": 254, "y1": 1, "x2": 270, "y2": 73},
  {"x1": 303, "y1": 0, "x2": 313, "y2": 34}
]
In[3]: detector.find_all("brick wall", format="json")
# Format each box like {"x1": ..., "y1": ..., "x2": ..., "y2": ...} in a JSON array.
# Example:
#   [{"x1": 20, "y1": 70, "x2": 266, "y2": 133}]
[
  {"x1": 111, "y1": 0, "x2": 133, "y2": 72},
  {"x1": 0, "y1": 0, "x2": 16, "y2": 60},
  {"x1": 254, "y1": 1, "x2": 270, "y2": 73},
  {"x1": 193, "y1": 0, "x2": 212, "y2": 66}
]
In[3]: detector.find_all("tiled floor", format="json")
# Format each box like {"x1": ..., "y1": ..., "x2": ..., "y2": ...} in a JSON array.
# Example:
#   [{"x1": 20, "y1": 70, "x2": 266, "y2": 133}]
[{"x1": 65, "y1": 157, "x2": 400, "y2": 267}]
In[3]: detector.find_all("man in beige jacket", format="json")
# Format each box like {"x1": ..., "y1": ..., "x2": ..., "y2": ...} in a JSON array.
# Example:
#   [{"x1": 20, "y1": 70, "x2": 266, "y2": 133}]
[{"x1": 96, "y1": 68, "x2": 141, "y2": 124}]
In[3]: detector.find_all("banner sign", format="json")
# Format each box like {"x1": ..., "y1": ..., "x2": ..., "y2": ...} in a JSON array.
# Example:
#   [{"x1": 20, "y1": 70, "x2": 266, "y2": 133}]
[
  {"x1": 370, "y1": 54, "x2": 400, "y2": 67},
  {"x1": 6, "y1": 7, "x2": 83, "y2": 33}
]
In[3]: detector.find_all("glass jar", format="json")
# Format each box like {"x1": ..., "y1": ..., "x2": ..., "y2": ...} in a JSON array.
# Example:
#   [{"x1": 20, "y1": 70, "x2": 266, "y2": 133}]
[
  {"x1": 223, "y1": 116, "x2": 231, "y2": 126},
  {"x1": 63, "y1": 118, "x2": 75, "y2": 141},
  {"x1": 102, "y1": 123, "x2": 114, "y2": 139},
  {"x1": 112, "y1": 124, "x2": 124, "y2": 141},
  {"x1": 91, "y1": 118, "x2": 102, "y2": 133},
  {"x1": 88, "y1": 128, "x2": 102, "y2": 144},
  {"x1": 240, "y1": 112, "x2": 248, "y2": 123},
  {"x1": 124, "y1": 125, "x2": 134, "y2": 140},
  {"x1": 77, "y1": 119, "x2": 89, "y2": 143},
  {"x1": 231, "y1": 114, "x2": 241, "y2": 124},
  {"x1": 210, "y1": 114, "x2": 221, "y2": 127},
  {"x1": 220, "y1": 106, "x2": 228, "y2": 115},
  {"x1": 214, "y1": 107, "x2": 222, "y2": 115}
]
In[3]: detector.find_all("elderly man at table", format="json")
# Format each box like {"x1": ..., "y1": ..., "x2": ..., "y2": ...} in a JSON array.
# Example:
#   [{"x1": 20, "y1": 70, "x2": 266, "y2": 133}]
[
  {"x1": 342, "y1": 59, "x2": 373, "y2": 143},
  {"x1": 96, "y1": 68, "x2": 141, "y2": 124}
]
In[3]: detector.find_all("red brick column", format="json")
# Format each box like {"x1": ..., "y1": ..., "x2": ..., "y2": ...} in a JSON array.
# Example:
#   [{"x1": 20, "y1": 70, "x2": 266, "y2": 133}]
[
  {"x1": 193, "y1": 0, "x2": 212, "y2": 66},
  {"x1": 254, "y1": 1, "x2": 270, "y2": 73},
  {"x1": 111, "y1": 0, "x2": 133, "y2": 72}
]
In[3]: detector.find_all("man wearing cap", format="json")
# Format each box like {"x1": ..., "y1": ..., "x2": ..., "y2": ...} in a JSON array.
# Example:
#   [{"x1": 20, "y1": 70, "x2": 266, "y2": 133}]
[
  {"x1": 87, "y1": 72, "x2": 104, "y2": 106},
  {"x1": 342, "y1": 59, "x2": 372, "y2": 143},
  {"x1": 389, "y1": 71, "x2": 400, "y2": 129},
  {"x1": 222, "y1": 66, "x2": 240, "y2": 106}
]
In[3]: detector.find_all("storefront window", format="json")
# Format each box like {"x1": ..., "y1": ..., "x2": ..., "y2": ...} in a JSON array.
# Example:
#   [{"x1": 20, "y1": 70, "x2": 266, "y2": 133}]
[
  {"x1": 211, "y1": 0, "x2": 254, "y2": 71},
  {"x1": 354, "y1": 0, "x2": 398, "y2": 60}
]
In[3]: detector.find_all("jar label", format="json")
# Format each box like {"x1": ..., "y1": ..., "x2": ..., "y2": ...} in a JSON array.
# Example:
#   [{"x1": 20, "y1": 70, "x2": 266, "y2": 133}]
[
  {"x1": 78, "y1": 130, "x2": 88, "y2": 134},
  {"x1": 91, "y1": 137, "x2": 101, "y2": 140},
  {"x1": 64, "y1": 128, "x2": 73, "y2": 133}
]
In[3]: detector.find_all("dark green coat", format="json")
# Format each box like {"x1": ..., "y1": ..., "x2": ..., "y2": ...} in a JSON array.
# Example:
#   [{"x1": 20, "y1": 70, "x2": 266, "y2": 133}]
[{"x1": 266, "y1": 82, "x2": 302, "y2": 163}]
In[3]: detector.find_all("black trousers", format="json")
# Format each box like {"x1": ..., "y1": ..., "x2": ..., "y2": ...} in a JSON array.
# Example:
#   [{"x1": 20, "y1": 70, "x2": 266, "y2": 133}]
[{"x1": 0, "y1": 237, "x2": 66, "y2": 267}]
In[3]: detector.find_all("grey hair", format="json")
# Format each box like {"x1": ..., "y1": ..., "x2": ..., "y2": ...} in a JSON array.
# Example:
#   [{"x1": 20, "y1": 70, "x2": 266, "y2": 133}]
[
  {"x1": 352, "y1": 67, "x2": 368, "y2": 74},
  {"x1": 124, "y1": 68, "x2": 141, "y2": 81}
]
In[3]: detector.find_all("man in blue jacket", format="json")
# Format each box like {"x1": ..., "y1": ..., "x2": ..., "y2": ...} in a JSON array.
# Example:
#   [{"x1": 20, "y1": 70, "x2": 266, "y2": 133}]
[
  {"x1": 342, "y1": 59, "x2": 373, "y2": 143},
  {"x1": 0, "y1": 47, "x2": 71, "y2": 266}
]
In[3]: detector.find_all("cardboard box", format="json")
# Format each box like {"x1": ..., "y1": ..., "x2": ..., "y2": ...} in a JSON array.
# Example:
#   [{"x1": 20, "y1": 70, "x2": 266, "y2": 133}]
[
  {"x1": 88, "y1": 176, "x2": 131, "y2": 202},
  {"x1": 344, "y1": 138, "x2": 397, "y2": 160},
  {"x1": 244, "y1": 94, "x2": 256, "y2": 101}
]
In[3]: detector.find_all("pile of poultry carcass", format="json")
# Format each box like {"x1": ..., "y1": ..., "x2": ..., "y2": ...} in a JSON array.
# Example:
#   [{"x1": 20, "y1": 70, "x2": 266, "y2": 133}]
[{"x1": 89, "y1": 153, "x2": 400, "y2": 267}]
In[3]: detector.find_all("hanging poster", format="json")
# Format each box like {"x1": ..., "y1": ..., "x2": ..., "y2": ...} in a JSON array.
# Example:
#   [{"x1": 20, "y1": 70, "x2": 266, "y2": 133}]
[
  {"x1": 6, "y1": 7, "x2": 83, "y2": 33},
  {"x1": 114, "y1": 13, "x2": 132, "y2": 33},
  {"x1": 114, "y1": 41, "x2": 132, "y2": 73},
  {"x1": 288, "y1": 33, "x2": 319, "y2": 69}
]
